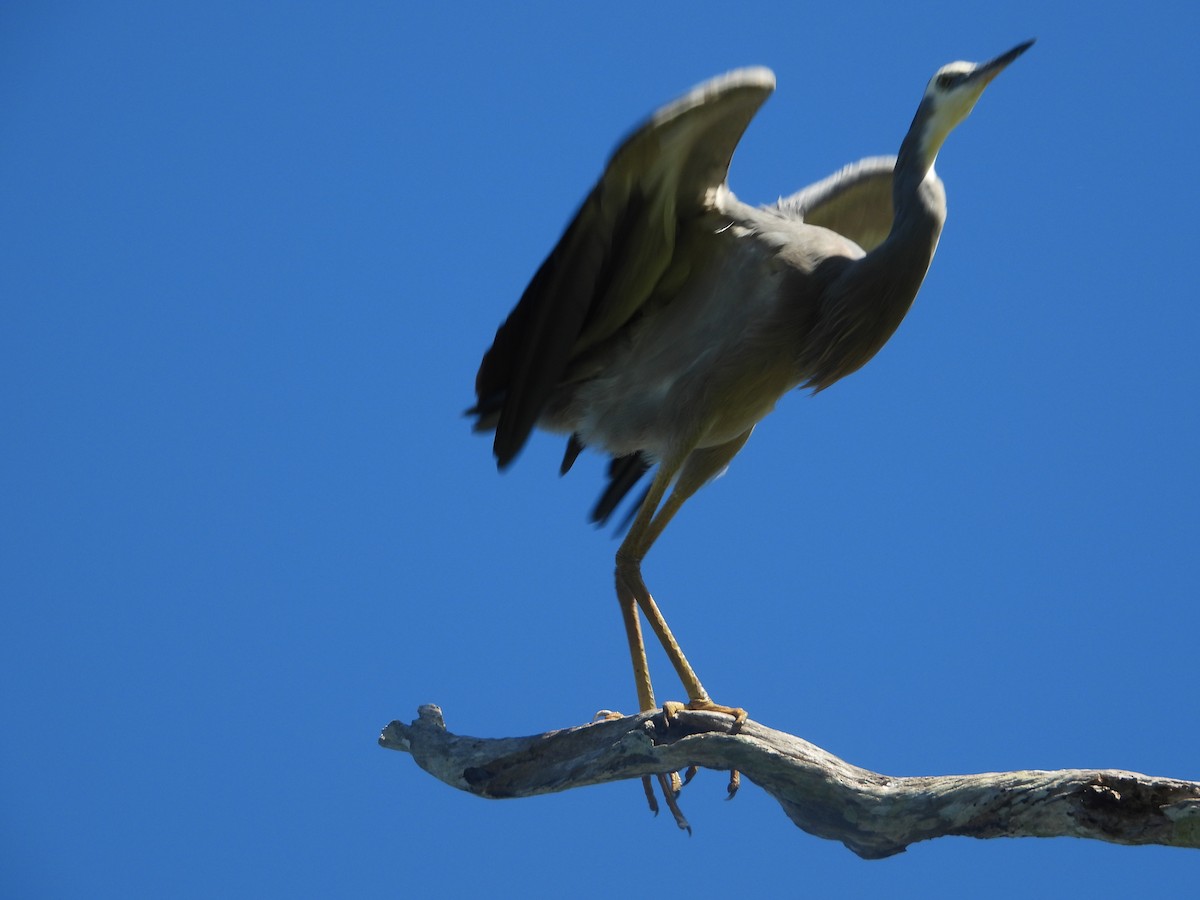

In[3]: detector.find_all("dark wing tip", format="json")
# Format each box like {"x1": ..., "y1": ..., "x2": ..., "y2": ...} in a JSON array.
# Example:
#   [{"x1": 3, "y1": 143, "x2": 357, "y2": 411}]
[
  {"x1": 590, "y1": 452, "x2": 652, "y2": 528},
  {"x1": 560, "y1": 434, "x2": 584, "y2": 476}
]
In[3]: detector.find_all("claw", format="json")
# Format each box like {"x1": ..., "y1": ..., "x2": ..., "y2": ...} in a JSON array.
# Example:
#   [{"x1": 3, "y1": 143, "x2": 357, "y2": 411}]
[
  {"x1": 656, "y1": 773, "x2": 691, "y2": 834},
  {"x1": 661, "y1": 700, "x2": 685, "y2": 725},
  {"x1": 667, "y1": 770, "x2": 683, "y2": 794},
  {"x1": 641, "y1": 775, "x2": 659, "y2": 815},
  {"x1": 640, "y1": 772, "x2": 688, "y2": 831},
  {"x1": 629, "y1": 700, "x2": 745, "y2": 829},
  {"x1": 683, "y1": 698, "x2": 747, "y2": 729},
  {"x1": 664, "y1": 700, "x2": 746, "y2": 803}
]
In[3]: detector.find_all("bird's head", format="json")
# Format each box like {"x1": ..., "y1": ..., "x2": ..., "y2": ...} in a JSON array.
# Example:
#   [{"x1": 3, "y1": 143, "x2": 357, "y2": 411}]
[{"x1": 906, "y1": 39, "x2": 1034, "y2": 172}]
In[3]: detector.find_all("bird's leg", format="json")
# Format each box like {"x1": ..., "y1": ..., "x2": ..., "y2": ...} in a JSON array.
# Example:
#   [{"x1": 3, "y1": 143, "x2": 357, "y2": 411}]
[
  {"x1": 615, "y1": 435, "x2": 754, "y2": 804},
  {"x1": 615, "y1": 559, "x2": 718, "y2": 712},
  {"x1": 611, "y1": 467, "x2": 690, "y2": 823},
  {"x1": 615, "y1": 564, "x2": 656, "y2": 714},
  {"x1": 617, "y1": 436, "x2": 753, "y2": 725},
  {"x1": 616, "y1": 531, "x2": 744, "y2": 801},
  {"x1": 613, "y1": 463, "x2": 674, "y2": 719},
  {"x1": 617, "y1": 558, "x2": 746, "y2": 726}
]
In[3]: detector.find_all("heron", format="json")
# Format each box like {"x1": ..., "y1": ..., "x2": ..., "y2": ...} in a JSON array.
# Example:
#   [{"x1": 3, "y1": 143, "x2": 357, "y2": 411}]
[{"x1": 470, "y1": 41, "x2": 1033, "y2": 824}]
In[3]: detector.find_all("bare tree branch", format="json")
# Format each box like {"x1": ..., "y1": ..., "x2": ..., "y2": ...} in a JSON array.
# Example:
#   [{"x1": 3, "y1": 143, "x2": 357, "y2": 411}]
[{"x1": 379, "y1": 704, "x2": 1200, "y2": 858}]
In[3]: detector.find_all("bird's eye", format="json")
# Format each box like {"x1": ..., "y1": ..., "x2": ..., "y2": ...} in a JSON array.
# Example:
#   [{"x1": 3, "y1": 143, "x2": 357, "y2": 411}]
[{"x1": 936, "y1": 73, "x2": 956, "y2": 90}]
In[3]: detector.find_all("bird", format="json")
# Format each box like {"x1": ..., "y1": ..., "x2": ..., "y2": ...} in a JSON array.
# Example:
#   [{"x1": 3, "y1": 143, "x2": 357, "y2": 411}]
[{"x1": 469, "y1": 41, "x2": 1033, "y2": 824}]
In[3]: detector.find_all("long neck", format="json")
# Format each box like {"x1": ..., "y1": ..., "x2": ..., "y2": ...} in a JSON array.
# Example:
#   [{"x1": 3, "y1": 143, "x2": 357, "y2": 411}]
[
  {"x1": 854, "y1": 141, "x2": 947, "y2": 362},
  {"x1": 871, "y1": 98, "x2": 948, "y2": 306},
  {"x1": 891, "y1": 95, "x2": 948, "y2": 239},
  {"x1": 894, "y1": 102, "x2": 937, "y2": 209},
  {"x1": 799, "y1": 114, "x2": 947, "y2": 392},
  {"x1": 881, "y1": 156, "x2": 945, "y2": 282}
]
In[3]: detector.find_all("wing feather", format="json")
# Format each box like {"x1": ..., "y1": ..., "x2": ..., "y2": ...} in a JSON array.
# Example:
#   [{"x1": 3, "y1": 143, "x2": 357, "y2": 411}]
[
  {"x1": 472, "y1": 68, "x2": 776, "y2": 468},
  {"x1": 775, "y1": 155, "x2": 896, "y2": 252}
]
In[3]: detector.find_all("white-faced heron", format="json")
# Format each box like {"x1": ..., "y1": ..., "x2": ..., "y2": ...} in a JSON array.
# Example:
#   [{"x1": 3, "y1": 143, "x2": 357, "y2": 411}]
[{"x1": 470, "y1": 40, "x2": 1034, "y2": 823}]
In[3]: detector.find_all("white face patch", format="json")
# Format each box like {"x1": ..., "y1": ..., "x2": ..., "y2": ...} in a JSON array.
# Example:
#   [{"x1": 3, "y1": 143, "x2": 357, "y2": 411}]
[
  {"x1": 924, "y1": 61, "x2": 975, "y2": 98},
  {"x1": 916, "y1": 63, "x2": 990, "y2": 167}
]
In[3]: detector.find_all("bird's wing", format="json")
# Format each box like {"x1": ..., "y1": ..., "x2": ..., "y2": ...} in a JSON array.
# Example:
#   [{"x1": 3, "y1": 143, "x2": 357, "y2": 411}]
[
  {"x1": 473, "y1": 68, "x2": 776, "y2": 468},
  {"x1": 775, "y1": 155, "x2": 896, "y2": 252},
  {"x1": 591, "y1": 452, "x2": 652, "y2": 527}
]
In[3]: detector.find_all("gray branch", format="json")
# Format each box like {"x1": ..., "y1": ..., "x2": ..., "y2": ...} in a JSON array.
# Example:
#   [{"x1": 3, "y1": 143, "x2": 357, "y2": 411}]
[{"x1": 379, "y1": 704, "x2": 1200, "y2": 858}]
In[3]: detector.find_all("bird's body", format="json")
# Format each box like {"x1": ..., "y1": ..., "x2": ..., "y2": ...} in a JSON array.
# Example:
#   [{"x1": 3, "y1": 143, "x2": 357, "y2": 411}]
[
  {"x1": 470, "y1": 43, "x2": 1032, "y2": 826},
  {"x1": 543, "y1": 198, "x2": 831, "y2": 459},
  {"x1": 540, "y1": 184, "x2": 937, "y2": 461}
]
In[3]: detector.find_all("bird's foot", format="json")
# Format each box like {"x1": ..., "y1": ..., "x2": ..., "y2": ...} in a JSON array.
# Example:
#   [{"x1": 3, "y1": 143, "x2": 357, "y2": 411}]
[
  {"x1": 662, "y1": 698, "x2": 747, "y2": 729},
  {"x1": 661, "y1": 699, "x2": 745, "y2": 798},
  {"x1": 599, "y1": 704, "x2": 739, "y2": 824},
  {"x1": 593, "y1": 709, "x2": 690, "y2": 829},
  {"x1": 643, "y1": 771, "x2": 691, "y2": 833}
]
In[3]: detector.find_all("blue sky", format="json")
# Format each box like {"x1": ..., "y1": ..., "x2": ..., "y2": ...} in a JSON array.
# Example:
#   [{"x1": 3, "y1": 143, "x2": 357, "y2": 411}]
[{"x1": 3, "y1": 2, "x2": 1197, "y2": 896}]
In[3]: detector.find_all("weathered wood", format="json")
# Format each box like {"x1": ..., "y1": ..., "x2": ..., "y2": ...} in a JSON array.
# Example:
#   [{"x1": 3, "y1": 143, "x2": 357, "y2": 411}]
[{"x1": 379, "y1": 704, "x2": 1200, "y2": 858}]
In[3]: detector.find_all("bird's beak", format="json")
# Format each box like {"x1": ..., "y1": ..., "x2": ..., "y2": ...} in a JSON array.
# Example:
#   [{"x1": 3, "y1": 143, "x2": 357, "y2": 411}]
[{"x1": 971, "y1": 39, "x2": 1035, "y2": 87}]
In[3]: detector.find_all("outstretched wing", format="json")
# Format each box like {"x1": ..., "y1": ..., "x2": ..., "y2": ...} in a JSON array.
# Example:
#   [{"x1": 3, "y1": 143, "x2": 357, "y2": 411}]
[
  {"x1": 775, "y1": 155, "x2": 896, "y2": 252},
  {"x1": 472, "y1": 68, "x2": 776, "y2": 468}
]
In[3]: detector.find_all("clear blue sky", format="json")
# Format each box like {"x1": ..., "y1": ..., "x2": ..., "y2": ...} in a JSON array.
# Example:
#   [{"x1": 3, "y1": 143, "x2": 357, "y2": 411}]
[{"x1": 3, "y1": 3, "x2": 1197, "y2": 897}]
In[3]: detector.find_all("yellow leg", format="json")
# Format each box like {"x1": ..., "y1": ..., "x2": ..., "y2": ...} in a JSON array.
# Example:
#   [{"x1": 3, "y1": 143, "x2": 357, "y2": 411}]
[
  {"x1": 610, "y1": 433, "x2": 754, "y2": 817},
  {"x1": 614, "y1": 432, "x2": 752, "y2": 717},
  {"x1": 615, "y1": 573, "x2": 656, "y2": 713}
]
